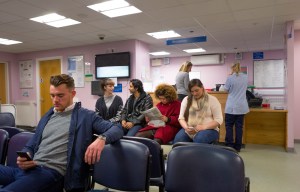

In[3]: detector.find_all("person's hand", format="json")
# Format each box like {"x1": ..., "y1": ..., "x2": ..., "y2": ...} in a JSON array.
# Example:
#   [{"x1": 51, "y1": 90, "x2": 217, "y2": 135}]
[
  {"x1": 160, "y1": 115, "x2": 168, "y2": 122},
  {"x1": 125, "y1": 122, "x2": 134, "y2": 129},
  {"x1": 84, "y1": 138, "x2": 105, "y2": 165},
  {"x1": 186, "y1": 126, "x2": 197, "y2": 134},
  {"x1": 145, "y1": 116, "x2": 150, "y2": 122},
  {"x1": 121, "y1": 120, "x2": 127, "y2": 128},
  {"x1": 195, "y1": 124, "x2": 206, "y2": 131},
  {"x1": 17, "y1": 156, "x2": 36, "y2": 170}
]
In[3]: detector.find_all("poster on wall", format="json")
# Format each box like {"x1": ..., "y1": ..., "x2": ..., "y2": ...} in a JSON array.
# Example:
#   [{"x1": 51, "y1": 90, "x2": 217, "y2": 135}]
[
  {"x1": 19, "y1": 60, "x2": 33, "y2": 88},
  {"x1": 68, "y1": 55, "x2": 84, "y2": 87}
]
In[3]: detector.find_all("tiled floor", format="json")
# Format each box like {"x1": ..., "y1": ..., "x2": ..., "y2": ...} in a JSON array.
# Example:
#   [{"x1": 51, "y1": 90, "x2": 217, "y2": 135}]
[{"x1": 95, "y1": 143, "x2": 300, "y2": 192}]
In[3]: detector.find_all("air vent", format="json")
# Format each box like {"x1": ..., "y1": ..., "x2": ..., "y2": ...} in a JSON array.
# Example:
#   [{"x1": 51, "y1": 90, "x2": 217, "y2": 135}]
[{"x1": 191, "y1": 54, "x2": 224, "y2": 65}]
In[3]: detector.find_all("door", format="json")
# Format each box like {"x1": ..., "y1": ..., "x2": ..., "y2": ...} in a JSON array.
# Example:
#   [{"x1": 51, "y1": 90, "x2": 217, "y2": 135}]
[
  {"x1": 0, "y1": 63, "x2": 7, "y2": 104},
  {"x1": 39, "y1": 59, "x2": 61, "y2": 116}
]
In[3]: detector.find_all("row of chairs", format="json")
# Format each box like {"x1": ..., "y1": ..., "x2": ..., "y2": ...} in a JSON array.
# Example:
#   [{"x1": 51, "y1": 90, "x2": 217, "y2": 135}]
[
  {"x1": 89, "y1": 137, "x2": 250, "y2": 192},
  {"x1": 0, "y1": 130, "x2": 250, "y2": 192}
]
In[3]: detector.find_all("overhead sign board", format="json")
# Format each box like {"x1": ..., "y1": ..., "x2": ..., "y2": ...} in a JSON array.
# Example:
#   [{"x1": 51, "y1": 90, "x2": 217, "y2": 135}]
[{"x1": 166, "y1": 36, "x2": 207, "y2": 45}]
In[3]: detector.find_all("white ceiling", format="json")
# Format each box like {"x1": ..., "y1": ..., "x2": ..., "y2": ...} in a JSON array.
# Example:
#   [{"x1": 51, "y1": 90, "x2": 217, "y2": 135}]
[{"x1": 0, "y1": 0, "x2": 300, "y2": 57}]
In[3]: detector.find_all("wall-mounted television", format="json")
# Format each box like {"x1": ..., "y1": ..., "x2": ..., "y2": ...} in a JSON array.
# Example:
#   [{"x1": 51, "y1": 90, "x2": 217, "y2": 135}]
[{"x1": 95, "y1": 52, "x2": 130, "y2": 79}]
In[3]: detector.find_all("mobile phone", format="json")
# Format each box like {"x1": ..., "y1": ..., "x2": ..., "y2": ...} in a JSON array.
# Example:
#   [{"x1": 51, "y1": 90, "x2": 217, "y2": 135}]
[
  {"x1": 188, "y1": 126, "x2": 195, "y2": 130},
  {"x1": 16, "y1": 151, "x2": 32, "y2": 161}
]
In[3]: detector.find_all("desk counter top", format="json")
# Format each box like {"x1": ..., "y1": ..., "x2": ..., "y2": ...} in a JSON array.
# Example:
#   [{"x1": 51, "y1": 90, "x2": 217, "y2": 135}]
[{"x1": 249, "y1": 108, "x2": 287, "y2": 113}]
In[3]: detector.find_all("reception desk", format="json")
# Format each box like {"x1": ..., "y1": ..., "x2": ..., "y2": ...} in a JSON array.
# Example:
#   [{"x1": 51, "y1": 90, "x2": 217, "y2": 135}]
[
  {"x1": 210, "y1": 92, "x2": 288, "y2": 150},
  {"x1": 244, "y1": 108, "x2": 287, "y2": 148}
]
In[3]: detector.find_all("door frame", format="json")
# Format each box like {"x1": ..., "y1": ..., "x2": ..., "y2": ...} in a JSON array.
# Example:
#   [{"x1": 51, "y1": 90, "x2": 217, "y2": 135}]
[
  {"x1": 35, "y1": 56, "x2": 63, "y2": 121},
  {"x1": 0, "y1": 61, "x2": 10, "y2": 104}
]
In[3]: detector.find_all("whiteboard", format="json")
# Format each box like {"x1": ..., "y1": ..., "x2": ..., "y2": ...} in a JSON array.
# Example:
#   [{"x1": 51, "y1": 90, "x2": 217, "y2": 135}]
[{"x1": 253, "y1": 60, "x2": 285, "y2": 88}]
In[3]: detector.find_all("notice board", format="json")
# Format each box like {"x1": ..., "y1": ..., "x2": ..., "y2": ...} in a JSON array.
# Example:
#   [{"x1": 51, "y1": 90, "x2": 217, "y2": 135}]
[{"x1": 253, "y1": 60, "x2": 285, "y2": 88}]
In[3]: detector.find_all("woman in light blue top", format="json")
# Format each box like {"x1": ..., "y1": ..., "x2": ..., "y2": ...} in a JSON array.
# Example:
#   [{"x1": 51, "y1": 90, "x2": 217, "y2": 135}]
[
  {"x1": 224, "y1": 63, "x2": 249, "y2": 152},
  {"x1": 175, "y1": 61, "x2": 193, "y2": 101}
]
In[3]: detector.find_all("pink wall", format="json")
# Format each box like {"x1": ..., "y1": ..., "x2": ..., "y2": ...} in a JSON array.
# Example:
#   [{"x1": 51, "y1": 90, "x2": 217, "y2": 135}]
[{"x1": 293, "y1": 30, "x2": 300, "y2": 140}]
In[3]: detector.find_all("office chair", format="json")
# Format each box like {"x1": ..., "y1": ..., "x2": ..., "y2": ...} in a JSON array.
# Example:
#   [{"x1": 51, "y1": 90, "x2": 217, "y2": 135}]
[
  {"x1": 0, "y1": 112, "x2": 15, "y2": 127},
  {"x1": 0, "y1": 129, "x2": 9, "y2": 165},
  {"x1": 0, "y1": 126, "x2": 24, "y2": 138},
  {"x1": 122, "y1": 136, "x2": 165, "y2": 192},
  {"x1": 165, "y1": 144, "x2": 247, "y2": 192},
  {"x1": 89, "y1": 140, "x2": 151, "y2": 192},
  {"x1": 6, "y1": 132, "x2": 34, "y2": 167}
]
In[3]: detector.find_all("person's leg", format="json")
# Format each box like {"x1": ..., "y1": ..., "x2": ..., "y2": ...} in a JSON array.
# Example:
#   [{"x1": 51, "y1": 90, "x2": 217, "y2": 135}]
[
  {"x1": 234, "y1": 114, "x2": 245, "y2": 151},
  {"x1": 173, "y1": 128, "x2": 192, "y2": 143},
  {"x1": 126, "y1": 125, "x2": 142, "y2": 136},
  {"x1": 0, "y1": 165, "x2": 19, "y2": 186},
  {"x1": 2, "y1": 166, "x2": 63, "y2": 192},
  {"x1": 193, "y1": 130, "x2": 219, "y2": 144},
  {"x1": 225, "y1": 113, "x2": 236, "y2": 148},
  {"x1": 135, "y1": 130, "x2": 155, "y2": 139}
]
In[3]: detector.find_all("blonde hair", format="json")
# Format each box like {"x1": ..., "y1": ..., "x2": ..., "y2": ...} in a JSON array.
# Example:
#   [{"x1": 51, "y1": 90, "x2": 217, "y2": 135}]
[
  {"x1": 231, "y1": 63, "x2": 241, "y2": 75},
  {"x1": 179, "y1": 61, "x2": 193, "y2": 72}
]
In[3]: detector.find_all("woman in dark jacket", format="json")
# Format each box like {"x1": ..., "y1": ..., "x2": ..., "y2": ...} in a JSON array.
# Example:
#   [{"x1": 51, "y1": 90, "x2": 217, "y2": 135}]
[{"x1": 95, "y1": 78, "x2": 123, "y2": 123}]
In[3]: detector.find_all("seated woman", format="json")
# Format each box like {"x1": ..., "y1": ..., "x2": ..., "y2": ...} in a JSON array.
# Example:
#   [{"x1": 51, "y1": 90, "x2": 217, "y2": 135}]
[
  {"x1": 95, "y1": 78, "x2": 123, "y2": 123},
  {"x1": 173, "y1": 79, "x2": 223, "y2": 144},
  {"x1": 135, "y1": 83, "x2": 181, "y2": 144}
]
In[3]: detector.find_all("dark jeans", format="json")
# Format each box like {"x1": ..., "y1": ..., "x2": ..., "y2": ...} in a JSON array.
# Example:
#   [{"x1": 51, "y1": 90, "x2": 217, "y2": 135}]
[
  {"x1": 173, "y1": 128, "x2": 219, "y2": 144},
  {"x1": 225, "y1": 113, "x2": 245, "y2": 151},
  {"x1": 0, "y1": 165, "x2": 63, "y2": 192},
  {"x1": 124, "y1": 125, "x2": 143, "y2": 136}
]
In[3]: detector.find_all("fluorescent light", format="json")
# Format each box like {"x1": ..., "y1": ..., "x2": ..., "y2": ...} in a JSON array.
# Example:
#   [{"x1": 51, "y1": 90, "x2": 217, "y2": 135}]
[
  {"x1": 87, "y1": 0, "x2": 142, "y2": 18},
  {"x1": 147, "y1": 30, "x2": 181, "y2": 39},
  {"x1": 183, "y1": 48, "x2": 206, "y2": 53},
  {"x1": 47, "y1": 18, "x2": 81, "y2": 28},
  {"x1": 30, "y1": 13, "x2": 65, "y2": 23},
  {"x1": 87, "y1": 0, "x2": 129, "y2": 12},
  {"x1": 150, "y1": 51, "x2": 170, "y2": 56},
  {"x1": 0, "y1": 38, "x2": 22, "y2": 45},
  {"x1": 30, "y1": 13, "x2": 80, "y2": 28},
  {"x1": 101, "y1": 6, "x2": 142, "y2": 18}
]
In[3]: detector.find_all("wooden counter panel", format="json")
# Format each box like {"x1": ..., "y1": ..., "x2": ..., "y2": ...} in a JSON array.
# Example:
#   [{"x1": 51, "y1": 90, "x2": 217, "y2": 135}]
[{"x1": 245, "y1": 111, "x2": 286, "y2": 146}]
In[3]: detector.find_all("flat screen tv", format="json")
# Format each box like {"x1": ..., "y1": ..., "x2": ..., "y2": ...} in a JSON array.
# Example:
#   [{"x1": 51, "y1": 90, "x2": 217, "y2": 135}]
[{"x1": 95, "y1": 52, "x2": 130, "y2": 79}]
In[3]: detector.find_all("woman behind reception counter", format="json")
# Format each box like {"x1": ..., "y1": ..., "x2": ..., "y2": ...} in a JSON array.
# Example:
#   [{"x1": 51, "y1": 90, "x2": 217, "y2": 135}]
[
  {"x1": 175, "y1": 61, "x2": 193, "y2": 101},
  {"x1": 224, "y1": 63, "x2": 249, "y2": 152}
]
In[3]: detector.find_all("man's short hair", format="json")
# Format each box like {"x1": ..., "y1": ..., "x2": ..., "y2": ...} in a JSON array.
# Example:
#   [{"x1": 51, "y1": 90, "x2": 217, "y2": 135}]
[
  {"x1": 50, "y1": 74, "x2": 75, "y2": 89},
  {"x1": 130, "y1": 79, "x2": 144, "y2": 93}
]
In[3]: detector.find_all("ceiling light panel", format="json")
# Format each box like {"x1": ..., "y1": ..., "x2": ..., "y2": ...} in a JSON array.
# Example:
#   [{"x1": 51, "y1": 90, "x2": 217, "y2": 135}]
[
  {"x1": 101, "y1": 6, "x2": 142, "y2": 18},
  {"x1": 149, "y1": 51, "x2": 170, "y2": 56},
  {"x1": 87, "y1": 0, "x2": 129, "y2": 12},
  {"x1": 147, "y1": 30, "x2": 181, "y2": 39},
  {"x1": 0, "y1": 38, "x2": 22, "y2": 45},
  {"x1": 30, "y1": 13, "x2": 81, "y2": 28},
  {"x1": 47, "y1": 18, "x2": 81, "y2": 28},
  {"x1": 183, "y1": 48, "x2": 206, "y2": 53},
  {"x1": 87, "y1": 0, "x2": 142, "y2": 18},
  {"x1": 30, "y1": 13, "x2": 65, "y2": 23}
]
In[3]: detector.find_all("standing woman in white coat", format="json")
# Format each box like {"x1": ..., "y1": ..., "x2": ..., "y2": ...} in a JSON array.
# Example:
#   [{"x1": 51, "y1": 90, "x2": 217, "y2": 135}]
[{"x1": 224, "y1": 63, "x2": 249, "y2": 152}]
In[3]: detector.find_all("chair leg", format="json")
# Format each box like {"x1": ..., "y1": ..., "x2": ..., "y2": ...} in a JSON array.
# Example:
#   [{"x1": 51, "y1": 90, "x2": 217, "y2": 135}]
[{"x1": 159, "y1": 185, "x2": 165, "y2": 192}]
